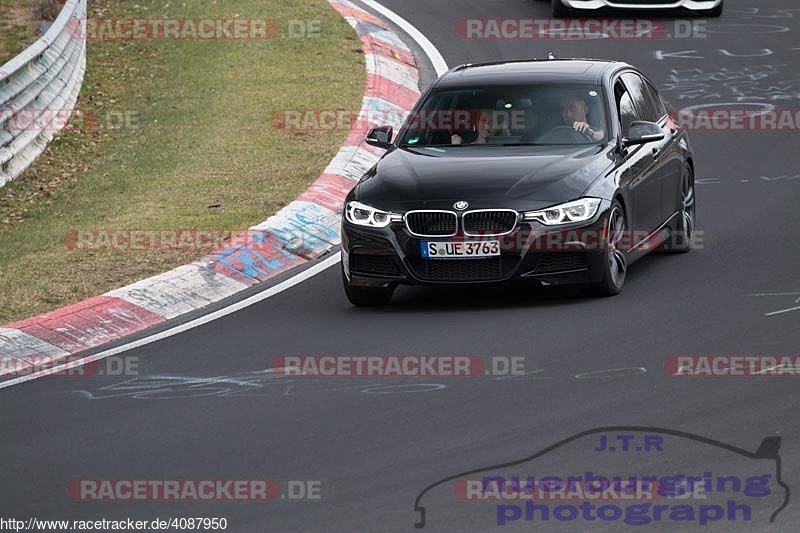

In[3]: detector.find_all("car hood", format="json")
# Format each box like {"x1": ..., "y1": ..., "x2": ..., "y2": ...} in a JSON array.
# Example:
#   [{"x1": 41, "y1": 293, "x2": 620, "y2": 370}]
[{"x1": 355, "y1": 144, "x2": 614, "y2": 212}]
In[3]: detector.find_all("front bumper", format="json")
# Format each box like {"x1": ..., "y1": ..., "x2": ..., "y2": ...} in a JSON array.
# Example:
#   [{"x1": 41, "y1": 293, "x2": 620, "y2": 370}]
[
  {"x1": 560, "y1": 0, "x2": 722, "y2": 11},
  {"x1": 342, "y1": 206, "x2": 613, "y2": 289}
]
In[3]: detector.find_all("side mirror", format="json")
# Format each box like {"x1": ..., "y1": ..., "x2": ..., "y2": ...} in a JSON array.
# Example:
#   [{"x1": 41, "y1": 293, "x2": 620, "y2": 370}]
[
  {"x1": 365, "y1": 125, "x2": 393, "y2": 149},
  {"x1": 622, "y1": 121, "x2": 665, "y2": 148}
]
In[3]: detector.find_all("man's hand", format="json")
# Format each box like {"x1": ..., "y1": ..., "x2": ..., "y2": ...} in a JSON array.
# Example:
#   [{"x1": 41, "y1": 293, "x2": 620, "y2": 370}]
[
  {"x1": 451, "y1": 133, "x2": 463, "y2": 145},
  {"x1": 573, "y1": 121, "x2": 592, "y2": 135}
]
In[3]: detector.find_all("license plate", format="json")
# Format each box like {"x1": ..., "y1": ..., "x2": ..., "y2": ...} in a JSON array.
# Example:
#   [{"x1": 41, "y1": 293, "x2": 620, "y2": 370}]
[{"x1": 421, "y1": 240, "x2": 500, "y2": 259}]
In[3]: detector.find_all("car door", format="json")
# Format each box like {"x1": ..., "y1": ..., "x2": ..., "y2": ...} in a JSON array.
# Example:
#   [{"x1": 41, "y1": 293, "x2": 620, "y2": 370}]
[
  {"x1": 613, "y1": 77, "x2": 662, "y2": 241},
  {"x1": 642, "y1": 77, "x2": 685, "y2": 218},
  {"x1": 622, "y1": 72, "x2": 680, "y2": 233}
]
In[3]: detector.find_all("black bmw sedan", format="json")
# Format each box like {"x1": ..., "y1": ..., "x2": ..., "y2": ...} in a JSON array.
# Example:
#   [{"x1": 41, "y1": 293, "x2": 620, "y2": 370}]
[{"x1": 341, "y1": 59, "x2": 696, "y2": 306}]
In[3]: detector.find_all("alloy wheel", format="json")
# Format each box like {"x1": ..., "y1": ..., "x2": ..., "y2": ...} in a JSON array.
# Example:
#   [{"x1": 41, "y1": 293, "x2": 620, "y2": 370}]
[{"x1": 607, "y1": 206, "x2": 627, "y2": 288}]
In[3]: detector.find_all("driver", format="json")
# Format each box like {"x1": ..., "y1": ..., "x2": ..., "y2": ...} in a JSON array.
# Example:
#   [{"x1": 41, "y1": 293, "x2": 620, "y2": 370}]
[{"x1": 561, "y1": 96, "x2": 604, "y2": 141}]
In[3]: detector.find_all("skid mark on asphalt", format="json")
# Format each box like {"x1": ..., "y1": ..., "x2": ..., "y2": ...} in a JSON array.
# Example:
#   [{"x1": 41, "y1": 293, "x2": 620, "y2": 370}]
[
  {"x1": 68, "y1": 366, "x2": 651, "y2": 400},
  {"x1": 747, "y1": 292, "x2": 800, "y2": 316},
  {"x1": 575, "y1": 367, "x2": 648, "y2": 380},
  {"x1": 765, "y1": 306, "x2": 800, "y2": 317},
  {"x1": 727, "y1": 7, "x2": 800, "y2": 20},
  {"x1": 697, "y1": 175, "x2": 800, "y2": 186},
  {"x1": 361, "y1": 384, "x2": 446, "y2": 394},
  {"x1": 493, "y1": 369, "x2": 552, "y2": 382},
  {"x1": 71, "y1": 371, "x2": 287, "y2": 400}
]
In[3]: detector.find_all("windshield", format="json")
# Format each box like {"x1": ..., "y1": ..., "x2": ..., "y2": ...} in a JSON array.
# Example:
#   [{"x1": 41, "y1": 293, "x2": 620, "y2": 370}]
[{"x1": 398, "y1": 84, "x2": 608, "y2": 147}]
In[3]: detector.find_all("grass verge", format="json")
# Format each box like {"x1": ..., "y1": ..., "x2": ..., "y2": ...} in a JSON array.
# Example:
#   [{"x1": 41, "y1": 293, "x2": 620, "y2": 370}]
[
  {"x1": 0, "y1": 0, "x2": 38, "y2": 64},
  {"x1": 0, "y1": 0, "x2": 364, "y2": 323}
]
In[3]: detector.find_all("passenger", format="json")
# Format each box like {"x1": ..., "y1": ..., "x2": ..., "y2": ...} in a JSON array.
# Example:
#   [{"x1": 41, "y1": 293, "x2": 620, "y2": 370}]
[{"x1": 451, "y1": 110, "x2": 497, "y2": 145}]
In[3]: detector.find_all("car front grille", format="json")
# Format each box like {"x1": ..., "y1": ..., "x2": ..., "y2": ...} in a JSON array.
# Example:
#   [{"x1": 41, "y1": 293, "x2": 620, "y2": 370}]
[
  {"x1": 405, "y1": 211, "x2": 458, "y2": 237},
  {"x1": 407, "y1": 256, "x2": 518, "y2": 282},
  {"x1": 462, "y1": 210, "x2": 518, "y2": 236}
]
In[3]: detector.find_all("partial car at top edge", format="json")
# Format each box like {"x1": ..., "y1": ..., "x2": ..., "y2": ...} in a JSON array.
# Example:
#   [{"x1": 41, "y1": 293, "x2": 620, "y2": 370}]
[{"x1": 551, "y1": 0, "x2": 723, "y2": 18}]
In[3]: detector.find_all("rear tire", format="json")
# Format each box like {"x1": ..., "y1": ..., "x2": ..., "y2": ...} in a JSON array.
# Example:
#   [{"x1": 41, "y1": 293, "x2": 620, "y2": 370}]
[
  {"x1": 552, "y1": 0, "x2": 573, "y2": 18},
  {"x1": 588, "y1": 200, "x2": 627, "y2": 297},
  {"x1": 342, "y1": 267, "x2": 394, "y2": 306},
  {"x1": 660, "y1": 166, "x2": 695, "y2": 253}
]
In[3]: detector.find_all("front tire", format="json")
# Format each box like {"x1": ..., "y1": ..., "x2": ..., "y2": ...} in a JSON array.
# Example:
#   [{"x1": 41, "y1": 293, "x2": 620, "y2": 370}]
[
  {"x1": 342, "y1": 267, "x2": 394, "y2": 306},
  {"x1": 552, "y1": 0, "x2": 573, "y2": 17},
  {"x1": 588, "y1": 200, "x2": 627, "y2": 296}
]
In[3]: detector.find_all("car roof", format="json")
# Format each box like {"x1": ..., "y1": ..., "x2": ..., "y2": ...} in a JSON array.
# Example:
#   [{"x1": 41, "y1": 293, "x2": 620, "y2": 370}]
[{"x1": 436, "y1": 59, "x2": 630, "y2": 88}]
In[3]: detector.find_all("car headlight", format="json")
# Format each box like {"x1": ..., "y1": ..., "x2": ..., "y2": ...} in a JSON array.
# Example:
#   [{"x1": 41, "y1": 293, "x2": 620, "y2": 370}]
[
  {"x1": 345, "y1": 201, "x2": 401, "y2": 228},
  {"x1": 523, "y1": 198, "x2": 602, "y2": 226}
]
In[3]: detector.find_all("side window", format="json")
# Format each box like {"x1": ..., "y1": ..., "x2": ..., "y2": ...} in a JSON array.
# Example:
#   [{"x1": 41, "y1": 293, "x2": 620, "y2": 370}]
[
  {"x1": 615, "y1": 81, "x2": 638, "y2": 137},
  {"x1": 643, "y1": 79, "x2": 667, "y2": 120},
  {"x1": 621, "y1": 73, "x2": 659, "y2": 123}
]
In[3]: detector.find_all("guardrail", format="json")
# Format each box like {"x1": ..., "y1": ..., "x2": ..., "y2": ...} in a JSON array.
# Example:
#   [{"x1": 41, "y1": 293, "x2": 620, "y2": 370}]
[{"x1": 0, "y1": 0, "x2": 87, "y2": 188}]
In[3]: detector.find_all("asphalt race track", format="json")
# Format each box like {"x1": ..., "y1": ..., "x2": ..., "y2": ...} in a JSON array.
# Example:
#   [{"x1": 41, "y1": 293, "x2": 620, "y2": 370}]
[{"x1": 2, "y1": 1, "x2": 799, "y2": 531}]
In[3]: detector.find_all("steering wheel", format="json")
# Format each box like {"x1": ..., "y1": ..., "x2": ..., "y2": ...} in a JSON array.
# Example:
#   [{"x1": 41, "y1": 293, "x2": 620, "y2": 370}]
[{"x1": 535, "y1": 125, "x2": 593, "y2": 144}]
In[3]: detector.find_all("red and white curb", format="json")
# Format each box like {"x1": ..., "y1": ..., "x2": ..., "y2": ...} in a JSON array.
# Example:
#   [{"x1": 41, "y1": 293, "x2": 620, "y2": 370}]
[{"x1": 0, "y1": 0, "x2": 421, "y2": 379}]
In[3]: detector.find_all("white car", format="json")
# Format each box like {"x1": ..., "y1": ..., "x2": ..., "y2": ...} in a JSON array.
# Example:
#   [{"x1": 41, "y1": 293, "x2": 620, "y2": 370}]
[{"x1": 551, "y1": 0, "x2": 723, "y2": 18}]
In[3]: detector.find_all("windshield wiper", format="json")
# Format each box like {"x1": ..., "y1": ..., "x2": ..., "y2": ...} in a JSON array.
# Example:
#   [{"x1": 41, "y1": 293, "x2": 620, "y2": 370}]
[
  {"x1": 400, "y1": 144, "x2": 486, "y2": 148},
  {"x1": 402, "y1": 143, "x2": 548, "y2": 148},
  {"x1": 501, "y1": 142, "x2": 545, "y2": 146}
]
